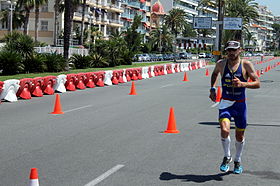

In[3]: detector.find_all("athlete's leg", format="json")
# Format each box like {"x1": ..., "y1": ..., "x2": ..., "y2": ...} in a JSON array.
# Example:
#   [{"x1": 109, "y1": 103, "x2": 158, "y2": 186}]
[
  {"x1": 235, "y1": 129, "x2": 245, "y2": 163},
  {"x1": 232, "y1": 102, "x2": 247, "y2": 174},
  {"x1": 220, "y1": 118, "x2": 231, "y2": 158}
]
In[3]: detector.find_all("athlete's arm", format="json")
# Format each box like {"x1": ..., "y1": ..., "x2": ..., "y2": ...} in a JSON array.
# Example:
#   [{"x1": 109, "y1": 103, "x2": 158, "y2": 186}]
[
  {"x1": 211, "y1": 61, "x2": 222, "y2": 87},
  {"x1": 232, "y1": 61, "x2": 260, "y2": 89},
  {"x1": 209, "y1": 61, "x2": 222, "y2": 102}
]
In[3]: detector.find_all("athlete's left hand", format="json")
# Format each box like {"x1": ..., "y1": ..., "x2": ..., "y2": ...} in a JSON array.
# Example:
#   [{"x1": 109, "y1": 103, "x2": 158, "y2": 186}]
[{"x1": 232, "y1": 77, "x2": 244, "y2": 87}]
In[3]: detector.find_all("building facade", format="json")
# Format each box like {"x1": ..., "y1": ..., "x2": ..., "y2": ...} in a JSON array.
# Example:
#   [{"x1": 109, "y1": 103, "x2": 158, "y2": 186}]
[{"x1": 248, "y1": 5, "x2": 274, "y2": 51}]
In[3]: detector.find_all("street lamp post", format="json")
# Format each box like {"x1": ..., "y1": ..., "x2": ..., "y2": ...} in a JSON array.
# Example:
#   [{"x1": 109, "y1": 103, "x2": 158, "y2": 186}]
[{"x1": 7, "y1": 0, "x2": 16, "y2": 33}]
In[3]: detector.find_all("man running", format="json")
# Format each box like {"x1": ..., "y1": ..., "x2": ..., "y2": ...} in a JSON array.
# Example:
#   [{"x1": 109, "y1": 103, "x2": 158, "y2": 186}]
[{"x1": 209, "y1": 41, "x2": 260, "y2": 174}]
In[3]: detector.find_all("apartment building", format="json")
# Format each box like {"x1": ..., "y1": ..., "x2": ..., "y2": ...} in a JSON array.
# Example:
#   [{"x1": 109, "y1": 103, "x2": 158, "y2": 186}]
[
  {"x1": 248, "y1": 5, "x2": 274, "y2": 51},
  {"x1": 0, "y1": 0, "x2": 124, "y2": 45},
  {"x1": 120, "y1": 0, "x2": 151, "y2": 40},
  {"x1": 155, "y1": 0, "x2": 217, "y2": 50}
]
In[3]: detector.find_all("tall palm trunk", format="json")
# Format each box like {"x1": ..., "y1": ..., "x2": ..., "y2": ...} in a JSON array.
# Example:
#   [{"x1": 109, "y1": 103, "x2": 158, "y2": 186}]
[
  {"x1": 80, "y1": 0, "x2": 86, "y2": 45},
  {"x1": 35, "y1": 4, "x2": 39, "y2": 42},
  {"x1": 54, "y1": 0, "x2": 61, "y2": 46},
  {"x1": 23, "y1": 8, "x2": 30, "y2": 35},
  {"x1": 64, "y1": 0, "x2": 72, "y2": 69}
]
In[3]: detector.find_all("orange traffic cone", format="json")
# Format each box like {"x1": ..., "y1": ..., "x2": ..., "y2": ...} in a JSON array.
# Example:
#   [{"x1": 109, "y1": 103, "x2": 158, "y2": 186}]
[
  {"x1": 51, "y1": 94, "x2": 64, "y2": 114},
  {"x1": 205, "y1": 68, "x2": 209, "y2": 76},
  {"x1": 216, "y1": 86, "x2": 222, "y2": 102},
  {"x1": 164, "y1": 107, "x2": 179, "y2": 133},
  {"x1": 182, "y1": 72, "x2": 189, "y2": 82},
  {"x1": 29, "y1": 168, "x2": 39, "y2": 186},
  {"x1": 129, "y1": 81, "x2": 137, "y2": 95}
]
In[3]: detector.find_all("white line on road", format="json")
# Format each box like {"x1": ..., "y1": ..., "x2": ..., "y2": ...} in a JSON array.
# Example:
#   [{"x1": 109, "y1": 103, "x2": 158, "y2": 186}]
[
  {"x1": 64, "y1": 105, "x2": 93, "y2": 113},
  {"x1": 160, "y1": 84, "x2": 173, "y2": 88},
  {"x1": 84, "y1": 164, "x2": 125, "y2": 186},
  {"x1": 211, "y1": 102, "x2": 219, "y2": 108}
]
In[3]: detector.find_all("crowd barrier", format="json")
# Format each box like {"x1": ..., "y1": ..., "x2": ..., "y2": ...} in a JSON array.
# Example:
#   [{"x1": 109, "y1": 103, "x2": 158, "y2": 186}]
[
  {"x1": 0, "y1": 79, "x2": 20, "y2": 102},
  {"x1": 16, "y1": 78, "x2": 33, "y2": 99},
  {"x1": 42, "y1": 76, "x2": 57, "y2": 95},
  {"x1": 5, "y1": 59, "x2": 269, "y2": 103},
  {"x1": 54, "y1": 75, "x2": 67, "y2": 93}
]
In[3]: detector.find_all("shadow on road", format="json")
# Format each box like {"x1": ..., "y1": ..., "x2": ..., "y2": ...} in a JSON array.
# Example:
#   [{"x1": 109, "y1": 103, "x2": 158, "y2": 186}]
[
  {"x1": 159, "y1": 171, "x2": 231, "y2": 183},
  {"x1": 198, "y1": 122, "x2": 280, "y2": 128},
  {"x1": 245, "y1": 171, "x2": 280, "y2": 180},
  {"x1": 198, "y1": 122, "x2": 235, "y2": 129}
]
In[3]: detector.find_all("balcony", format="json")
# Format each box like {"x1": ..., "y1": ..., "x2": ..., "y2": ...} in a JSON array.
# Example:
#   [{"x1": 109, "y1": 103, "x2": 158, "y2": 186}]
[
  {"x1": 108, "y1": 19, "x2": 123, "y2": 27},
  {"x1": 128, "y1": 1, "x2": 140, "y2": 9}
]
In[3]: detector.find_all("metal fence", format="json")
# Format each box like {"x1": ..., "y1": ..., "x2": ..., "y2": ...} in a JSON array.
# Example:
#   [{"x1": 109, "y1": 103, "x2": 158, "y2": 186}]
[{"x1": 34, "y1": 46, "x2": 89, "y2": 57}]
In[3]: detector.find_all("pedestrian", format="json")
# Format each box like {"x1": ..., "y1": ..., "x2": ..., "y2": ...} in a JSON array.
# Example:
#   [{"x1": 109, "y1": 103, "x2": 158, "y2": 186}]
[{"x1": 209, "y1": 41, "x2": 260, "y2": 174}]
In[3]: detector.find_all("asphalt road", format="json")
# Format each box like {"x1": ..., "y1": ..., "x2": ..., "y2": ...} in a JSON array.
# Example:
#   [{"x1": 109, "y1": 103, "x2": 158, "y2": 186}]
[{"x1": 0, "y1": 58, "x2": 279, "y2": 186}]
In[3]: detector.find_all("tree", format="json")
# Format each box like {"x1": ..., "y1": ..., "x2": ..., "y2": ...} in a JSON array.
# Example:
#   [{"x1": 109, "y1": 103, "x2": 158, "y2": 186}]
[
  {"x1": 80, "y1": 0, "x2": 86, "y2": 45},
  {"x1": 149, "y1": 25, "x2": 174, "y2": 53},
  {"x1": 53, "y1": 0, "x2": 63, "y2": 46},
  {"x1": 272, "y1": 23, "x2": 280, "y2": 50},
  {"x1": 198, "y1": 0, "x2": 258, "y2": 44},
  {"x1": 123, "y1": 15, "x2": 143, "y2": 53},
  {"x1": 63, "y1": 0, "x2": 72, "y2": 68},
  {"x1": 164, "y1": 8, "x2": 188, "y2": 38},
  {"x1": 0, "y1": 7, "x2": 25, "y2": 30},
  {"x1": 182, "y1": 23, "x2": 197, "y2": 38},
  {"x1": 244, "y1": 29, "x2": 255, "y2": 46},
  {"x1": 17, "y1": 0, "x2": 35, "y2": 35},
  {"x1": 34, "y1": 0, "x2": 48, "y2": 42}
]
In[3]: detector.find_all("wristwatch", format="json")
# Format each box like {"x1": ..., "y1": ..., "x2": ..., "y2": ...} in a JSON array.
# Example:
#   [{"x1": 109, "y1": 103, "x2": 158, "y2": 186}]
[{"x1": 210, "y1": 87, "x2": 216, "y2": 92}]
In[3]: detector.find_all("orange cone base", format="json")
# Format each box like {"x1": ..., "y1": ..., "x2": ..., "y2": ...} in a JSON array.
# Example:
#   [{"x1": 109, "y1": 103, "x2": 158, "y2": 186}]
[
  {"x1": 164, "y1": 129, "x2": 180, "y2": 133},
  {"x1": 51, "y1": 111, "x2": 64, "y2": 114}
]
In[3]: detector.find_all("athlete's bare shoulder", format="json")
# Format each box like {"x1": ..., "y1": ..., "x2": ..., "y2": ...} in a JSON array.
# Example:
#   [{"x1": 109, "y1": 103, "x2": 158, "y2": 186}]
[
  {"x1": 215, "y1": 58, "x2": 226, "y2": 71},
  {"x1": 242, "y1": 59, "x2": 254, "y2": 70}
]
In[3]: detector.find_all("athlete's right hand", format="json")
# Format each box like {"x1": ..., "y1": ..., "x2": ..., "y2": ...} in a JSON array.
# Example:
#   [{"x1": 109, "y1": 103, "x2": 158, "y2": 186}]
[{"x1": 209, "y1": 91, "x2": 216, "y2": 102}]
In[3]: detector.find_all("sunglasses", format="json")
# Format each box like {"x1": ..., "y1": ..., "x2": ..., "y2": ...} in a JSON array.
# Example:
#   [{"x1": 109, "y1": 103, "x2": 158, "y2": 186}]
[{"x1": 226, "y1": 48, "x2": 239, "y2": 52}]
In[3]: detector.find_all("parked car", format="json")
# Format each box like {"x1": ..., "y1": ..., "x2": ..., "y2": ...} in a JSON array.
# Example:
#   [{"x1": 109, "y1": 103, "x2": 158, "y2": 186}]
[
  {"x1": 205, "y1": 53, "x2": 212, "y2": 58},
  {"x1": 198, "y1": 53, "x2": 206, "y2": 58}
]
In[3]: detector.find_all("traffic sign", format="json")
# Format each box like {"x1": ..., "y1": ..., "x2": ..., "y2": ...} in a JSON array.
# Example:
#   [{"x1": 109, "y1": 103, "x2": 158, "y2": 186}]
[
  {"x1": 212, "y1": 51, "x2": 221, "y2": 55},
  {"x1": 193, "y1": 17, "x2": 212, "y2": 29},
  {"x1": 223, "y1": 17, "x2": 243, "y2": 30}
]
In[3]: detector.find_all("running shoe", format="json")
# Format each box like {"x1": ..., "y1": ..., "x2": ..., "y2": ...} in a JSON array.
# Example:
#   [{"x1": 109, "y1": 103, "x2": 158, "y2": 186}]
[
  {"x1": 220, "y1": 157, "x2": 232, "y2": 172},
  {"x1": 233, "y1": 161, "x2": 243, "y2": 174}
]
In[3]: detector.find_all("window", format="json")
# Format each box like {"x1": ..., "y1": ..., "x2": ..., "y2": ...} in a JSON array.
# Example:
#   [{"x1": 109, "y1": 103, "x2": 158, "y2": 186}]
[
  {"x1": 41, "y1": 4, "x2": 48, "y2": 12},
  {"x1": 41, "y1": 21, "x2": 48, "y2": 31}
]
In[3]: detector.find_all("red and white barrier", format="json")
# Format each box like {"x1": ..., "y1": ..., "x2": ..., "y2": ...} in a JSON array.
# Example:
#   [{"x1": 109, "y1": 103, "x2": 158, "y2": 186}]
[
  {"x1": 104, "y1": 70, "x2": 113, "y2": 86},
  {"x1": 16, "y1": 78, "x2": 33, "y2": 99},
  {"x1": 54, "y1": 74, "x2": 67, "y2": 93},
  {"x1": 142, "y1": 67, "x2": 149, "y2": 79},
  {"x1": 0, "y1": 79, "x2": 20, "y2": 102},
  {"x1": 42, "y1": 76, "x2": 57, "y2": 95}
]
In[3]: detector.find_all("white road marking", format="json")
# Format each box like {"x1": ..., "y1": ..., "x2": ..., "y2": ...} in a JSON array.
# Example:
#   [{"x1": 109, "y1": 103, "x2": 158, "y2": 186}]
[
  {"x1": 84, "y1": 164, "x2": 125, "y2": 186},
  {"x1": 64, "y1": 105, "x2": 92, "y2": 113},
  {"x1": 160, "y1": 84, "x2": 173, "y2": 88},
  {"x1": 211, "y1": 102, "x2": 219, "y2": 108}
]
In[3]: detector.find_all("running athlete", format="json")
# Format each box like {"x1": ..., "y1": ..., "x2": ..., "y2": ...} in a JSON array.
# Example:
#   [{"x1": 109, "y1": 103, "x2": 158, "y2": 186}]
[{"x1": 209, "y1": 41, "x2": 260, "y2": 174}]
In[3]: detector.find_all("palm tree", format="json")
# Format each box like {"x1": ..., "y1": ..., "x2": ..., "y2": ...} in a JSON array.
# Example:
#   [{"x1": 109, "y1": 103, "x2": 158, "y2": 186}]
[
  {"x1": 164, "y1": 8, "x2": 187, "y2": 38},
  {"x1": 53, "y1": 0, "x2": 63, "y2": 46},
  {"x1": 182, "y1": 23, "x2": 197, "y2": 38},
  {"x1": 17, "y1": 0, "x2": 35, "y2": 35},
  {"x1": 199, "y1": 0, "x2": 258, "y2": 42},
  {"x1": 63, "y1": 0, "x2": 72, "y2": 67},
  {"x1": 244, "y1": 30, "x2": 255, "y2": 46},
  {"x1": 272, "y1": 23, "x2": 280, "y2": 50},
  {"x1": 80, "y1": 0, "x2": 86, "y2": 45},
  {"x1": 0, "y1": 7, "x2": 25, "y2": 30},
  {"x1": 34, "y1": 0, "x2": 48, "y2": 42},
  {"x1": 149, "y1": 25, "x2": 174, "y2": 53}
]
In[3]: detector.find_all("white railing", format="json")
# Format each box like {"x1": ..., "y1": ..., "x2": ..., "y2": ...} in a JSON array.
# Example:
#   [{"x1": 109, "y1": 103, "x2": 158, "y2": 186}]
[{"x1": 34, "y1": 47, "x2": 89, "y2": 57}]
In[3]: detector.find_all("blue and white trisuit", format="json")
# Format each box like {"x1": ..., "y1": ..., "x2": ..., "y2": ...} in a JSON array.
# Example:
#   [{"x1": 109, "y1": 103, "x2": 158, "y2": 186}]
[{"x1": 219, "y1": 60, "x2": 247, "y2": 131}]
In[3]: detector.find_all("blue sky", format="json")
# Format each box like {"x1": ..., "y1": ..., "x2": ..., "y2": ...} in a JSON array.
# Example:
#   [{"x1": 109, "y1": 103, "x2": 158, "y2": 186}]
[{"x1": 254, "y1": 0, "x2": 280, "y2": 16}]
